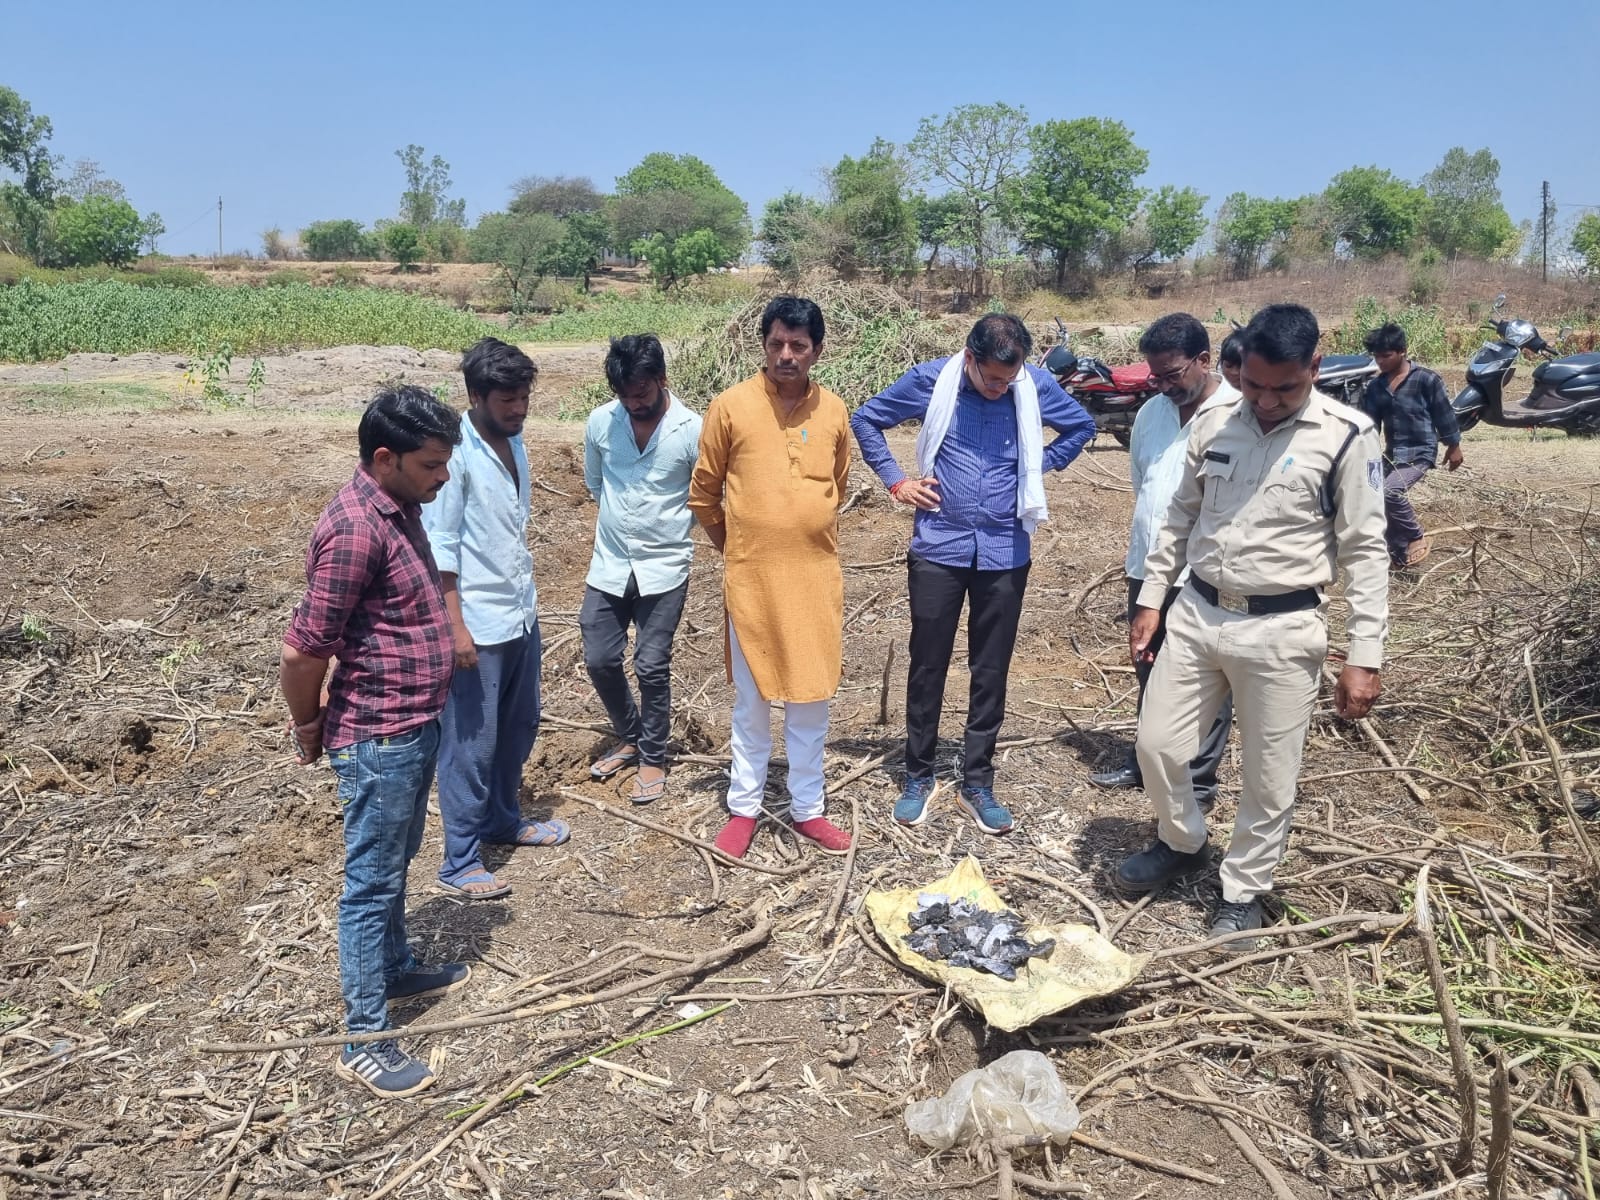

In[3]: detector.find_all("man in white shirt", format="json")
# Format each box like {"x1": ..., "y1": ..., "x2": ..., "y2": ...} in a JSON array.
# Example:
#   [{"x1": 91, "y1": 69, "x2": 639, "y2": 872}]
[
  {"x1": 581, "y1": 334, "x2": 702, "y2": 803},
  {"x1": 423, "y1": 338, "x2": 569, "y2": 900},
  {"x1": 1091, "y1": 314, "x2": 1237, "y2": 805}
]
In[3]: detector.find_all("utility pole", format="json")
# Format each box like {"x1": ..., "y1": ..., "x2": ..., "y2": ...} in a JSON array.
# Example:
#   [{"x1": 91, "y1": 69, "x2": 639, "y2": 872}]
[
  {"x1": 1542, "y1": 181, "x2": 1549, "y2": 283},
  {"x1": 217, "y1": 197, "x2": 223, "y2": 261}
]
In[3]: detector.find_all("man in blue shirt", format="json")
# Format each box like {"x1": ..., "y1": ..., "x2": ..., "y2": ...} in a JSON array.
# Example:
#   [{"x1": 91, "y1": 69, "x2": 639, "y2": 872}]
[
  {"x1": 581, "y1": 334, "x2": 703, "y2": 804},
  {"x1": 423, "y1": 338, "x2": 569, "y2": 901},
  {"x1": 1359, "y1": 323, "x2": 1464, "y2": 569},
  {"x1": 851, "y1": 314, "x2": 1095, "y2": 834}
]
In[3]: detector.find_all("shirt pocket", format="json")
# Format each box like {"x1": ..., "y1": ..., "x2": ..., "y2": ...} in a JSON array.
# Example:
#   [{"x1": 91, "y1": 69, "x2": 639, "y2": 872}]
[
  {"x1": 1262, "y1": 468, "x2": 1325, "y2": 522},
  {"x1": 796, "y1": 432, "x2": 838, "y2": 486},
  {"x1": 1198, "y1": 457, "x2": 1236, "y2": 512}
]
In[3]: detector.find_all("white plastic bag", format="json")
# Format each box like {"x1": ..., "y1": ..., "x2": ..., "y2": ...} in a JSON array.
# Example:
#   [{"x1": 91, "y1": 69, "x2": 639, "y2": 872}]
[{"x1": 904, "y1": 1049, "x2": 1080, "y2": 1151}]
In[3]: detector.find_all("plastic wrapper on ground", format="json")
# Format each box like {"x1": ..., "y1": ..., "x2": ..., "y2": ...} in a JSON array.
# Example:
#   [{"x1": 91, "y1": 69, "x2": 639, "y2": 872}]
[
  {"x1": 905, "y1": 1049, "x2": 1081, "y2": 1151},
  {"x1": 863, "y1": 856, "x2": 1148, "y2": 1032}
]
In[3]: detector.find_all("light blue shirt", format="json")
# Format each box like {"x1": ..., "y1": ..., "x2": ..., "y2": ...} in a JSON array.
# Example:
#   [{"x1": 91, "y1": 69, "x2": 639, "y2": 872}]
[
  {"x1": 1125, "y1": 378, "x2": 1239, "y2": 579},
  {"x1": 421, "y1": 412, "x2": 537, "y2": 645},
  {"x1": 584, "y1": 394, "x2": 703, "y2": 596}
]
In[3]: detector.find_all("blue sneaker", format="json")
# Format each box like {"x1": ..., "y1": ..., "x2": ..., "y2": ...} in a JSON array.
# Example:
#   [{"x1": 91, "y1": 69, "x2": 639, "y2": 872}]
[
  {"x1": 386, "y1": 961, "x2": 471, "y2": 1002},
  {"x1": 958, "y1": 786, "x2": 1014, "y2": 835},
  {"x1": 335, "y1": 1038, "x2": 435, "y2": 1098},
  {"x1": 894, "y1": 776, "x2": 936, "y2": 826}
]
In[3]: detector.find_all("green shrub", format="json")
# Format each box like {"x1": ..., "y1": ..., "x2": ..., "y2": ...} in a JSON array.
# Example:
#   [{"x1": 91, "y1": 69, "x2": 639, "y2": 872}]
[
  {"x1": 0, "y1": 279, "x2": 500, "y2": 362},
  {"x1": 302, "y1": 219, "x2": 368, "y2": 261},
  {"x1": 1332, "y1": 296, "x2": 1448, "y2": 363},
  {"x1": 515, "y1": 290, "x2": 743, "y2": 343},
  {"x1": 130, "y1": 265, "x2": 211, "y2": 289},
  {"x1": 329, "y1": 264, "x2": 364, "y2": 288}
]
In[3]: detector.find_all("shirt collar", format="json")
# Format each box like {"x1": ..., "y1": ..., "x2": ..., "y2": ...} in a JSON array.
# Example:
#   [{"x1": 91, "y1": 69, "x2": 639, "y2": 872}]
[
  {"x1": 1229, "y1": 385, "x2": 1328, "y2": 436},
  {"x1": 353, "y1": 463, "x2": 406, "y2": 518}
]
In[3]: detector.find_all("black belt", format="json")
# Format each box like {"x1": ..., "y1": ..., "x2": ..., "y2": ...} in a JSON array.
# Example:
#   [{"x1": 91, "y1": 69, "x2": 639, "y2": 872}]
[{"x1": 1189, "y1": 577, "x2": 1319, "y2": 616}]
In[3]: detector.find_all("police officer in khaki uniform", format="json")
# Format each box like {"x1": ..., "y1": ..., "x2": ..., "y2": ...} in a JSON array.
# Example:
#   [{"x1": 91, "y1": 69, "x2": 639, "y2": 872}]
[{"x1": 1115, "y1": 303, "x2": 1389, "y2": 945}]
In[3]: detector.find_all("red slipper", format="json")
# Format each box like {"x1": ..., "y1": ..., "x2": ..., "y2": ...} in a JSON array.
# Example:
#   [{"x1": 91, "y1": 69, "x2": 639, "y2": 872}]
[
  {"x1": 793, "y1": 816, "x2": 851, "y2": 855},
  {"x1": 713, "y1": 815, "x2": 758, "y2": 859}
]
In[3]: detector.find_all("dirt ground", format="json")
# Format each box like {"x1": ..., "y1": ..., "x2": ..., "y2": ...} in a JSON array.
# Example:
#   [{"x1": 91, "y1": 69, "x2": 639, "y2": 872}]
[{"x1": 2, "y1": 362, "x2": 1598, "y2": 1200}]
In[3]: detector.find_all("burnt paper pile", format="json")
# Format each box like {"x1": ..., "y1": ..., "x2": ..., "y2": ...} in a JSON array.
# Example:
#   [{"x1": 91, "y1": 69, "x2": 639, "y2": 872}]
[{"x1": 904, "y1": 893, "x2": 1057, "y2": 981}]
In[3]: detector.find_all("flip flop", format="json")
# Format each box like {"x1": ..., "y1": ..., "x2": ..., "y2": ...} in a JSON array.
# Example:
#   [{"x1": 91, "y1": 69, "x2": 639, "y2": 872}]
[
  {"x1": 1404, "y1": 536, "x2": 1432, "y2": 567},
  {"x1": 435, "y1": 869, "x2": 511, "y2": 901},
  {"x1": 590, "y1": 748, "x2": 639, "y2": 780},
  {"x1": 510, "y1": 818, "x2": 570, "y2": 848},
  {"x1": 629, "y1": 774, "x2": 668, "y2": 805}
]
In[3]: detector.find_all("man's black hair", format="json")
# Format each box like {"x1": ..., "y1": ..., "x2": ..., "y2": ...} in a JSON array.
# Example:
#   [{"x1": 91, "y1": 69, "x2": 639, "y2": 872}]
[
  {"x1": 461, "y1": 336, "x2": 537, "y2": 400},
  {"x1": 1139, "y1": 312, "x2": 1210, "y2": 359},
  {"x1": 605, "y1": 333, "x2": 668, "y2": 395},
  {"x1": 759, "y1": 295, "x2": 825, "y2": 345},
  {"x1": 1239, "y1": 303, "x2": 1321, "y2": 366},
  {"x1": 965, "y1": 313, "x2": 1033, "y2": 366},
  {"x1": 1218, "y1": 331, "x2": 1244, "y2": 367},
  {"x1": 1363, "y1": 322, "x2": 1408, "y2": 355},
  {"x1": 358, "y1": 385, "x2": 462, "y2": 465}
]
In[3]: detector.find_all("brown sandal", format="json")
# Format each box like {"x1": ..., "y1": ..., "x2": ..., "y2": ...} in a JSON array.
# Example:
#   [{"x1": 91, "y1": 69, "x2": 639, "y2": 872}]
[{"x1": 1404, "y1": 536, "x2": 1432, "y2": 567}]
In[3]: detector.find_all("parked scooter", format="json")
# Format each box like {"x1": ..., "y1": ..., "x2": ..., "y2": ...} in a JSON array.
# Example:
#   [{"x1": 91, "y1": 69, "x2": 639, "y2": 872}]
[{"x1": 1453, "y1": 294, "x2": 1600, "y2": 435}]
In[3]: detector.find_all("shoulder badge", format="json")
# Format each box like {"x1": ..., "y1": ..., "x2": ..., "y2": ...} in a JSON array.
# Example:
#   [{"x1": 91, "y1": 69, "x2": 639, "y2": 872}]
[{"x1": 1367, "y1": 458, "x2": 1383, "y2": 492}]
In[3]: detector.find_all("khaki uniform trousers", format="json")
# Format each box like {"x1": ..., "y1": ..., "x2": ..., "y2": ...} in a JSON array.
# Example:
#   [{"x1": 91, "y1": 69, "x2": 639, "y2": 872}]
[{"x1": 1135, "y1": 585, "x2": 1327, "y2": 902}]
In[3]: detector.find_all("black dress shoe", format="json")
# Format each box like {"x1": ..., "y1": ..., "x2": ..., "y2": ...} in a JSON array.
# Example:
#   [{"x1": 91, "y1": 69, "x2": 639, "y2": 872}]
[
  {"x1": 1209, "y1": 899, "x2": 1264, "y2": 950},
  {"x1": 1090, "y1": 764, "x2": 1141, "y2": 790},
  {"x1": 1115, "y1": 840, "x2": 1211, "y2": 893}
]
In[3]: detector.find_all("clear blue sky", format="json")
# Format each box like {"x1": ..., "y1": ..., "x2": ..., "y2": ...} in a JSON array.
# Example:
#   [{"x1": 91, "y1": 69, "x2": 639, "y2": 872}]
[{"x1": 9, "y1": 0, "x2": 1599, "y2": 257}]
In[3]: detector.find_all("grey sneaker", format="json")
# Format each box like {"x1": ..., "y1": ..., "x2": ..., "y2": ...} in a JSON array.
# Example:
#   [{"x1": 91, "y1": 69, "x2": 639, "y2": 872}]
[
  {"x1": 1114, "y1": 840, "x2": 1211, "y2": 893},
  {"x1": 335, "y1": 1039, "x2": 435, "y2": 1098},
  {"x1": 1209, "y1": 899, "x2": 1264, "y2": 950},
  {"x1": 386, "y1": 961, "x2": 471, "y2": 1002}
]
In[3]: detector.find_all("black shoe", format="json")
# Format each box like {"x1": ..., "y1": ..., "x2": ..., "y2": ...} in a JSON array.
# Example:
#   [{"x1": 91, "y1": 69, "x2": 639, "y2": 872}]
[
  {"x1": 1090, "y1": 764, "x2": 1141, "y2": 790},
  {"x1": 1209, "y1": 899, "x2": 1264, "y2": 950},
  {"x1": 386, "y1": 962, "x2": 471, "y2": 1002},
  {"x1": 1114, "y1": 840, "x2": 1210, "y2": 893},
  {"x1": 1194, "y1": 790, "x2": 1218, "y2": 812}
]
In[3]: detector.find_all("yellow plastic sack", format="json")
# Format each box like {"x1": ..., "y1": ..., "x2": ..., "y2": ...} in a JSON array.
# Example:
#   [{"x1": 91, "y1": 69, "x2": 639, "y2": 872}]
[{"x1": 864, "y1": 856, "x2": 1148, "y2": 1032}]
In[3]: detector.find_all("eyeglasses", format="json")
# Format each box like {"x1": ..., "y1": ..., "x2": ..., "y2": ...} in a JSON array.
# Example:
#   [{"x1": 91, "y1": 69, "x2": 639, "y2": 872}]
[
  {"x1": 969, "y1": 360, "x2": 1021, "y2": 393},
  {"x1": 1148, "y1": 356, "x2": 1198, "y2": 388}
]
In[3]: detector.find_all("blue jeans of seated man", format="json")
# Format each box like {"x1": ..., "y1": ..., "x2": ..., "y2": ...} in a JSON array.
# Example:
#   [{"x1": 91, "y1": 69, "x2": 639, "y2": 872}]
[
  {"x1": 329, "y1": 719, "x2": 440, "y2": 1034},
  {"x1": 437, "y1": 624, "x2": 542, "y2": 885}
]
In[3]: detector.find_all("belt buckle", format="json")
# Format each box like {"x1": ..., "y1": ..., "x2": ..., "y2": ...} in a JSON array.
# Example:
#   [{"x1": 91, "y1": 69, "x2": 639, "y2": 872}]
[{"x1": 1217, "y1": 588, "x2": 1250, "y2": 614}]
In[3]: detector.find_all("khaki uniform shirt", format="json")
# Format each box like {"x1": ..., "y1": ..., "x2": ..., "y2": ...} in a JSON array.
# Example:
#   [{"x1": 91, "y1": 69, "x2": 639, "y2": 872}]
[{"x1": 1137, "y1": 390, "x2": 1390, "y2": 669}]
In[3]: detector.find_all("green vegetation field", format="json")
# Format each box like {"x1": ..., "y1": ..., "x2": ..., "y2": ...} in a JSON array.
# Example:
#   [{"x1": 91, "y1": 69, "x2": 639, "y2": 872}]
[
  {"x1": 513, "y1": 291, "x2": 744, "y2": 343},
  {"x1": 0, "y1": 279, "x2": 499, "y2": 362}
]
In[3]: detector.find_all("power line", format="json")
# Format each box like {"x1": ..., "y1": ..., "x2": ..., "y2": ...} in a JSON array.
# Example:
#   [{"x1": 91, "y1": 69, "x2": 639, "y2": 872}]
[{"x1": 167, "y1": 204, "x2": 221, "y2": 239}]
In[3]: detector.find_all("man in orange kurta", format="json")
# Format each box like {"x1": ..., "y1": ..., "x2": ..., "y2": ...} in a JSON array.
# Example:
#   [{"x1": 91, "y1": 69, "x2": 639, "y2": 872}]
[{"x1": 688, "y1": 295, "x2": 853, "y2": 859}]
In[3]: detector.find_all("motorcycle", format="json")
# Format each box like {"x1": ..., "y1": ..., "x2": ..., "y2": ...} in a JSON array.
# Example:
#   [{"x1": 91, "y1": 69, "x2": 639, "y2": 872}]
[
  {"x1": 1040, "y1": 321, "x2": 1160, "y2": 448},
  {"x1": 1452, "y1": 294, "x2": 1600, "y2": 435},
  {"x1": 1041, "y1": 319, "x2": 1381, "y2": 447}
]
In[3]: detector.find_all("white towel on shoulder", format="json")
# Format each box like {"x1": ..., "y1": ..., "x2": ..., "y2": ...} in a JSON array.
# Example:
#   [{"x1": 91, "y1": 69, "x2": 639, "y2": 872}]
[{"x1": 914, "y1": 353, "x2": 1048, "y2": 533}]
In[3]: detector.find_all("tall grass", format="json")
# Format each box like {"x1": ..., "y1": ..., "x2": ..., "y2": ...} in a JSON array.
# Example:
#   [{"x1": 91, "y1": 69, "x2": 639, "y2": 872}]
[
  {"x1": 513, "y1": 290, "x2": 744, "y2": 344},
  {"x1": 0, "y1": 279, "x2": 499, "y2": 362}
]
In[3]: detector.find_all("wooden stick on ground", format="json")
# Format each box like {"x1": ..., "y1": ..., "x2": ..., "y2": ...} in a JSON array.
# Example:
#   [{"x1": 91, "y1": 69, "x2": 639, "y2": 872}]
[
  {"x1": 1180, "y1": 1065, "x2": 1298, "y2": 1200},
  {"x1": 1414, "y1": 864, "x2": 1478, "y2": 1175},
  {"x1": 1068, "y1": 1131, "x2": 1223, "y2": 1186},
  {"x1": 1523, "y1": 645, "x2": 1600, "y2": 879},
  {"x1": 558, "y1": 787, "x2": 808, "y2": 876},
  {"x1": 365, "y1": 1069, "x2": 536, "y2": 1200}
]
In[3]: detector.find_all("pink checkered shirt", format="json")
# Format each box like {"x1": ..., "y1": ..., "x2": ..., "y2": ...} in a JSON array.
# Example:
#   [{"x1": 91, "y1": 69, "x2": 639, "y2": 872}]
[{"x1": 284, "y1": 467, "x2": 453, "y2": 749}]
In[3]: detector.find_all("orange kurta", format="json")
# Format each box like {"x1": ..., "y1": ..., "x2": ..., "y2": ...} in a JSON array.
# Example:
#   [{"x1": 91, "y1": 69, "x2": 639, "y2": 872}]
[{"x1": 688, "y1": 371, "x2": 851, "y2": 702}]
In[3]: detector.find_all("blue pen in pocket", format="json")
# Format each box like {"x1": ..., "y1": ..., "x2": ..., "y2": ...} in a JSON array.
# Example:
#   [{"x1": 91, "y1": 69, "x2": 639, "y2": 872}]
[{"x1": 1281, "y1": 455, "x2": 1294, "y2": 473}]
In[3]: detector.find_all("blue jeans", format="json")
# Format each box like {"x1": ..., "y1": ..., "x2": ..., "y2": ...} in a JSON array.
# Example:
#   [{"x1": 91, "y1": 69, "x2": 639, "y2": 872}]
[
  {"x1": 437, "y1": 624, "x2": 542, "y2": 884},
  {"x1": 329, "y1": 720, "x2": 440, "y2": 1034}
]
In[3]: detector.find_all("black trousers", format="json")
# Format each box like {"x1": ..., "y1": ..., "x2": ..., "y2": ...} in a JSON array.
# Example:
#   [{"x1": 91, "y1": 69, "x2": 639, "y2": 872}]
[
  {"x1": 905, "y1": 552, "x2": 1030, "y2": 788},
  {"x1": 1126, "y1": 576, "x2": 1231, "y2": 799}
]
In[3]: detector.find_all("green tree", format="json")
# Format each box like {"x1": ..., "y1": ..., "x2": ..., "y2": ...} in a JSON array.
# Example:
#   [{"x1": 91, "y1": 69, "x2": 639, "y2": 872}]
[
  {"x1": 0, "y1": 86, "x2": 60, "y2": 261},
  {"x1": 382, "y1": 222, "x2": 423, "y2": 270},
  {"x1": 1216, "y1": 192, "x2": 1300, "y2": 277},
  {"x1": 633, "y1": 228, "x2": 726, "y2": 289},
  {"x1": 908, "y1": 103, "x2": 1029, "y2": 286},
  {"x1": 1141, "y1": 185, "x2": 1208, "y2": 266},
  {"x1": 554, "y1": 210, "x2": 611, "y2": 290},
  {"x1": 396, "y1": 144, "x2": 466, "y2": 234},
  {"x1": 1006, "y1": 117, "x2": 1147, "y2": 288},
  {"x1": 139, "y1": 211, "x2": 164, "y2": 255},
  {"x1": 829, "y1": 139, "x2": 917, "y2": 280},
  {"x1": 52, "y1": 195, "x2": 143, "y2": 266},
  {"x1": 610, "y1": 152, "x2": 749, "y2": 260},
  {"x1": 301, "y1": 219, "x2": 369, "y2": 260},
  {"x1": 910, "y1": 192, "x2": 964, "y2": 272},
  {"x1": 510, "y1": 175, "x2": 605, "y2": 218},
  {"x1": 470, "y1": 211, "x2": 566, "y2": 312},
  {"x1": 1573, "y1": 213, "x2": 1600, "y2": 277},
  {"x1": 759, "y1": 191, "x2": 826, "y2": 274},
  {"x1": 1421, "y1": 147, "x2": 1515, "y2": 260},
  {"x1": 1322, "y1": 166, "x2": 1428, "y2": 259}
]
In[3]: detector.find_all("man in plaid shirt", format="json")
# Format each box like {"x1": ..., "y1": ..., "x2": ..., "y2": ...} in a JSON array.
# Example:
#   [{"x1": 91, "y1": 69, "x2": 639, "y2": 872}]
[{"x1": 280, "y1": 385, "x2": 467, "y2": 1099}]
